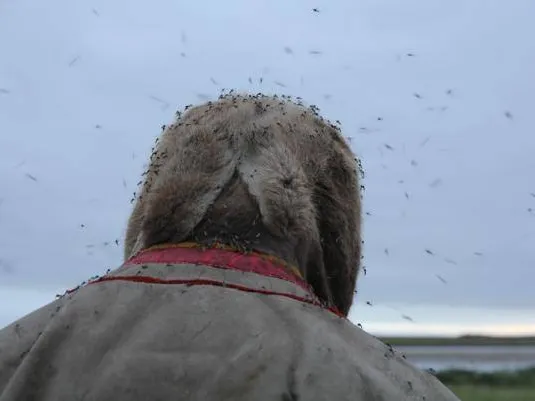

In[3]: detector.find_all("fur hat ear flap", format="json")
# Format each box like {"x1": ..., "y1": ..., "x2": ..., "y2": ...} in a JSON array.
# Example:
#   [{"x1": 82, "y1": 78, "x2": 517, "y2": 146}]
[
  {"x1": 238, "y1": 143, "x2": 318, "y2": 244},
  {"x1": 312, "y1": 151, "x2": 362, "y2": 316},
  {"x1": 128, "y1": 128, "x2": 240, "y2": 254}
]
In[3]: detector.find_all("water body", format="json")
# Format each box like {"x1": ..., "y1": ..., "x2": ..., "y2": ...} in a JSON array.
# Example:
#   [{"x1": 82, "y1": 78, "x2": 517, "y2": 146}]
[{"x1": 396, "y1": 345, "x2": 535, "y2": 372}]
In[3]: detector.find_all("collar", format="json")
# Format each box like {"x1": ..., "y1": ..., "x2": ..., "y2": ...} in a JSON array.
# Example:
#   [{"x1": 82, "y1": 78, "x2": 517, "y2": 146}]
[
  {"x1": 128, "y1": 241, "x2": 304, "y2": 283},
  {"x1": 61, "y1": 242, "x2": 344, "y2": 318}
]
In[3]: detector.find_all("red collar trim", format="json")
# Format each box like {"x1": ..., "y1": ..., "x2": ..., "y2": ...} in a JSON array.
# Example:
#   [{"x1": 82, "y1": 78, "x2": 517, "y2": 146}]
[
  {"x1": 126, "y1": 243, "x2": 308, "y2": 290},
  {"x1": 64, "y1": 243, "x2": 345, "y2": 318}
]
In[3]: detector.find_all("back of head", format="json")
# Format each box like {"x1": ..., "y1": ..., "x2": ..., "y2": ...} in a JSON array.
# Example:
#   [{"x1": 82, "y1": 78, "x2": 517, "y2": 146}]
[{"x1": 124, "y1": 93, "x2": 362, "y2": 315}]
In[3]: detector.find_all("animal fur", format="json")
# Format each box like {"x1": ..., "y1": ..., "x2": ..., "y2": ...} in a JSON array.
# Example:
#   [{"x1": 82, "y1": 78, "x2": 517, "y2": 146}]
[{"x1": 124, "y1": 93, "x2": 362, "y2": 315}]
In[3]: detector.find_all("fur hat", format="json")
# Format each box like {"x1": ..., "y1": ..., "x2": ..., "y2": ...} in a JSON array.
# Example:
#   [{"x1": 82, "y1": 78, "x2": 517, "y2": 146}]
[{"x1": 124, "y1": 93, "x2": 363, "y2": 315}]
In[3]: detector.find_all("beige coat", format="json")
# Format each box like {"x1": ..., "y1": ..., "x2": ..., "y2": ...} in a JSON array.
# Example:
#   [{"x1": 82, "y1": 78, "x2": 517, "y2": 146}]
[{"x1": 0, "y1": 245, "x2": 460, "y2": 401}]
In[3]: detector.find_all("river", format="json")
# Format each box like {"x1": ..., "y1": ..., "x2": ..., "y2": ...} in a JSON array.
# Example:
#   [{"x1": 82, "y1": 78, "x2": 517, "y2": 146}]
[{"x1": 395, "y1": 345, "x2": 535, "y2": 372}]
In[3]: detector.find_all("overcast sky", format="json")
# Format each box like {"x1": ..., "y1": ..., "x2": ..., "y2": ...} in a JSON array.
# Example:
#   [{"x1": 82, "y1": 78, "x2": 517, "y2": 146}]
[{"x1": 1, "y1": 0, "x2": 534, "y2": 336}]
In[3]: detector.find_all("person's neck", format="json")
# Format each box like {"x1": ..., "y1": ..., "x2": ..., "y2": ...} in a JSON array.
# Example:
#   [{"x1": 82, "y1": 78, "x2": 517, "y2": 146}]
[{"x1": 189, "y1": 225, "x2": 302, "y2": 275}]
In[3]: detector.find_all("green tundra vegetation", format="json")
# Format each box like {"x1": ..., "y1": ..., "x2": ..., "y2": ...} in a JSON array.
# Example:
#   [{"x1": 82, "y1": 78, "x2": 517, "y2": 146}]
[
  {"x1": 437, "y1": 368, "x2": 535, "y2": 401},
  {"x1": 449, "y1": 385, "x2": 535, "y2": 401}
]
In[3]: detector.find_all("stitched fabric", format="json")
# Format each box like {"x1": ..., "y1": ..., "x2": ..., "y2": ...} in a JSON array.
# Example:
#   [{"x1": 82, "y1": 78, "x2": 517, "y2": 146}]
[
  {"x1": 0, "y1": 251, "x2": 460, "y2": 401},
  {"x1": 137, "y1": 242, "x2": 303, "y2": 279},
  {"x1": 129, "y1": 242, "x2": 305, "y2": 287},
  {"x1": 66, "y1": 243, "x2": 344, "y2": 317}
]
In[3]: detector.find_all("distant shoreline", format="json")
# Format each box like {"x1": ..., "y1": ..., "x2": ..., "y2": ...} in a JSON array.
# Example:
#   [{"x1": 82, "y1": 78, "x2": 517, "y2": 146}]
[{"x1": 378, "y1": 335, "x2": 535, "y2": 346}]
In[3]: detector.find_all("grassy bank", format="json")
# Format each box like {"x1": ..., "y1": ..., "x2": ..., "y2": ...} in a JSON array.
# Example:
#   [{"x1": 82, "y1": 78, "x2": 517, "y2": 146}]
[
  {"x1": 436, "y1": 367, "x2": 535, "y2": 387},
  {"x1": 436, "y1": 368, "x2": 535, "y2": 401},
  {"x1": 448, "y1": 385, "x2": 535, "y2": 401},
  {"x1": 379, "y1": 335, "x2": 535, "y2": 347}
]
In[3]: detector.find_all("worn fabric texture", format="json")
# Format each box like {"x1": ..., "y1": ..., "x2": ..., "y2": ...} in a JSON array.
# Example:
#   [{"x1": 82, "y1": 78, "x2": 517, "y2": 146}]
[{"x1": 0, "y1": 246, "x2": 460, "y2": 401}]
